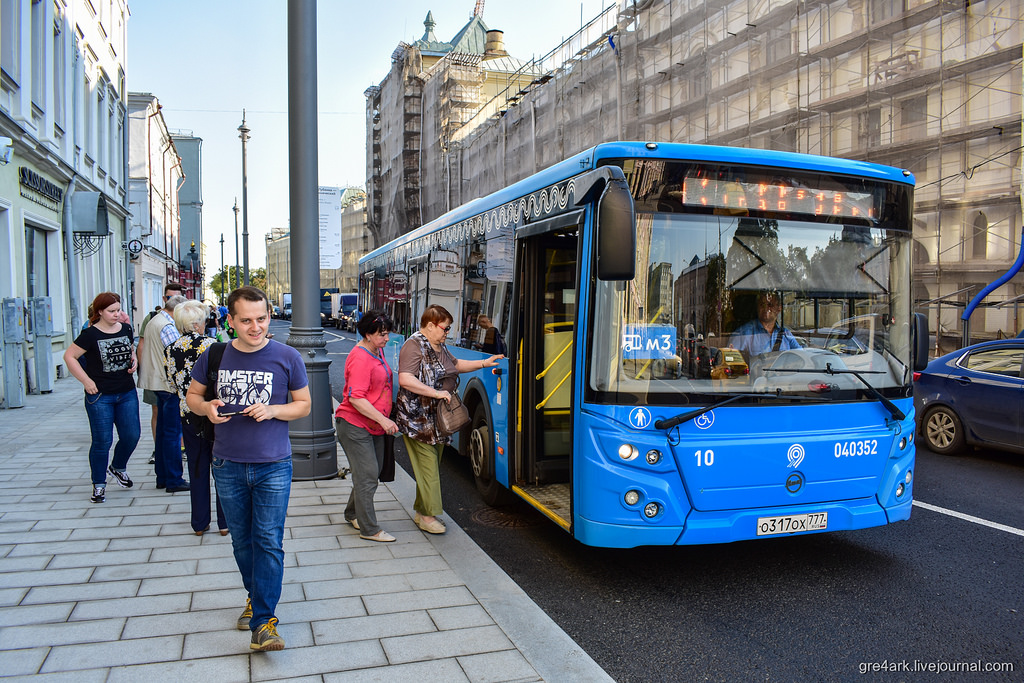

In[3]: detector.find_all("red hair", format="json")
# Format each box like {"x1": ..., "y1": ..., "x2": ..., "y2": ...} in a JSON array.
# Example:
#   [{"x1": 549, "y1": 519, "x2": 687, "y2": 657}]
[{"x1": 89, "y1": 292, "x2": 121, "y2": 325}]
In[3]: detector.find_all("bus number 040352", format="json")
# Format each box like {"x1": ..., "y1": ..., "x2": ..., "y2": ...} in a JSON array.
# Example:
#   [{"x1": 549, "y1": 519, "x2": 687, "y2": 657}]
[{"x1": 835, "y1": 440, "x2": 878, "y2": 458}]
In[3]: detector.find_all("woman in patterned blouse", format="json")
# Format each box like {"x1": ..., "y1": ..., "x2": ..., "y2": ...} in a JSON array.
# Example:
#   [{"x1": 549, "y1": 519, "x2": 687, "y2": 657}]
[{"x1": 165, "y1": 300, "x2": 226, "y2": 536}]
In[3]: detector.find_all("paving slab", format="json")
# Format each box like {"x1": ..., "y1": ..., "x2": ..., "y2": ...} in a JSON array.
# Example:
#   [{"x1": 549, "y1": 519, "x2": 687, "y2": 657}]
[{"x1": 0, "y1": 377, "x2": 612, "y2": 682}]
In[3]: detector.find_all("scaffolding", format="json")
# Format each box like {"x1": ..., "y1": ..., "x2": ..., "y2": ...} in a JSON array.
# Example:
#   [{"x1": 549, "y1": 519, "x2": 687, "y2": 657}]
[{"x1": 367, "y1": 0, "x2": 1022, "y2": 344}]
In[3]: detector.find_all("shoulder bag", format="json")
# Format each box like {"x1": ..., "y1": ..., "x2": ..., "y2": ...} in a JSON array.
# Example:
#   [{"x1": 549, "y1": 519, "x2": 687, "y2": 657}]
[{"x1": 184, "y1": 342, "x2": 227, "y2": 442}]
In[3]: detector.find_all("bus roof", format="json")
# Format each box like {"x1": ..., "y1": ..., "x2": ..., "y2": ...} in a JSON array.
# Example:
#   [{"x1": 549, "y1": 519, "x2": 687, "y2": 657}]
[{"x1": 362, "y1": 141, "x2": 914, "y2": 263}]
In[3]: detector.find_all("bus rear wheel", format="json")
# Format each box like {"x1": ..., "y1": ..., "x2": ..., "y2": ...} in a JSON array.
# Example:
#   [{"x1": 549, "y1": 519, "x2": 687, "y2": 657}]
[{"x1": 468, "y1": 405, "x2": 515, "y2": 506}]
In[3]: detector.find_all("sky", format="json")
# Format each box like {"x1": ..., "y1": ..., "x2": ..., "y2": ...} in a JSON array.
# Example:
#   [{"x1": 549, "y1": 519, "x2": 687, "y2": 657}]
[{"x1": 127, "y1": 0, "x2": 614, "y2": 272}]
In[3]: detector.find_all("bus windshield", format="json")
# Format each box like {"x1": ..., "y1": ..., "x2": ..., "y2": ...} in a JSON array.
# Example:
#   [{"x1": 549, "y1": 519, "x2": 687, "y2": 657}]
[{"x1": 588, "y1": 211, "x2": 914, "y2": 405}]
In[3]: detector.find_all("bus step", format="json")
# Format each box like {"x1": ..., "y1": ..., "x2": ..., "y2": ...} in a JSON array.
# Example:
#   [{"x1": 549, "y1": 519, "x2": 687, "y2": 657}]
[{"x1": 514, "y1": 483, "x2": 571, "y2": 530}]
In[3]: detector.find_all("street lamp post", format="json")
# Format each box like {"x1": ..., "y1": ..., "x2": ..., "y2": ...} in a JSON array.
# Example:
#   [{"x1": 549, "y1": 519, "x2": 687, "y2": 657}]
[
  {"x1": 287, "y1": 0, "x2": 335, "y2": 479},
  {"x1": 232, "y1": 199, "x2": 240, "y2": 289},
  {"x1": 239, "y1": 112, "x2": 251, "y2": 286},
  {"x1": 219, "y1": 233, "x2": 225, "y2": 304}
]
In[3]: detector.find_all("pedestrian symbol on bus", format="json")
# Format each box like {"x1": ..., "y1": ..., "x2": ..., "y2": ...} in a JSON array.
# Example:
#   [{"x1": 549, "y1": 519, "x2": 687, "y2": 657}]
[{"x1": 628, "y1": 407, "x2": 652, "y2": 430}]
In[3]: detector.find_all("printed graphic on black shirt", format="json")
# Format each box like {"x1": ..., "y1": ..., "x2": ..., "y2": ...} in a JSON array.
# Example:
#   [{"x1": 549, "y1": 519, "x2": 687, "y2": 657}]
[
  {"x1": 98, "y1": 336, "x2": 133, "y2": 373},
  {"x1": 217, "y1": 368, "x2": 274, "y2": 411}
]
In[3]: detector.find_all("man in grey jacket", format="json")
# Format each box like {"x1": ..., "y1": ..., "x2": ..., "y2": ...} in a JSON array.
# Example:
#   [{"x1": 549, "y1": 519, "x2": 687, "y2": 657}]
[{"x1": 139, "y1": 293, "x2": 189, "y2": 492}]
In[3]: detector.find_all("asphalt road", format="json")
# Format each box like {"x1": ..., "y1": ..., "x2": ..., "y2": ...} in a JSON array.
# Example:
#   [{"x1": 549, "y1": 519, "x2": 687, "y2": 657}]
[{"x1": 304, "y1": 321, "x2": 1022, "y2": 682}]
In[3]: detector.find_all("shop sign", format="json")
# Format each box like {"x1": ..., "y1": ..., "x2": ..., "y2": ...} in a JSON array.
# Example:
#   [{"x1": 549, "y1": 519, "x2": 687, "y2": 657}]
[{"x1": 19, "y1": 167, "x2": 64, "y2": 210}]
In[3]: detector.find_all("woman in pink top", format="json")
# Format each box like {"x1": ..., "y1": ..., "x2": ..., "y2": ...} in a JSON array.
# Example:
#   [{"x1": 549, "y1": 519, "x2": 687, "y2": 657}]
[{"x1": 335, "y1": 311, "x2": 399, "y2": 542}]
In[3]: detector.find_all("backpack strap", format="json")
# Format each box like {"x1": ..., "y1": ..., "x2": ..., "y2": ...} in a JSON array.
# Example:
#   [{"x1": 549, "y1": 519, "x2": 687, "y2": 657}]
[{"x1": 203, "y1": 342, "x2": 227, "y2": 402}]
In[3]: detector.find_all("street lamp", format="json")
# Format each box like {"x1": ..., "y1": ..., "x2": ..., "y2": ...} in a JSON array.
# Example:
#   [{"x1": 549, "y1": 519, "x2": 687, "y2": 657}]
[
  {"x1": 233, "y1": 198, "x2": 240, "y2": 289},
  {"x1": 219, "y1": 233, "x2": 225, "y2": 304},
  {"x1": 239, "y1": 111, "x2": 251, "y2": 286}
]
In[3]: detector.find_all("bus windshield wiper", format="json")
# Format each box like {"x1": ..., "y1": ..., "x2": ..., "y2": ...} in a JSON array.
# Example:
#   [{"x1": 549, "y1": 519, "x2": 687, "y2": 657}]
[
  {"x1": 767, "y1": 364, "x2": 905, "y2": 421},
  {"x1": 654, "y1": 392, "x2": 783, "y2": 430}
]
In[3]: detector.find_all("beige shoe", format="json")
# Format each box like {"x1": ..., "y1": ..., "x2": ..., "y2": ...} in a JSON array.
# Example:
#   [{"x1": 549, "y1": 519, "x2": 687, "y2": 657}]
[
  {"x1": 360, "y1": 530, "x2": 396, "y2": 542},
  {"x1": 413, "y1": 512, "x2": 445, "y2": 528},
  {"x1": 416, "y1": 516, "x2": 446, "y2": 534},
  {"x1": 347, "y1": 518, "x2": 360, "y2": 531}
]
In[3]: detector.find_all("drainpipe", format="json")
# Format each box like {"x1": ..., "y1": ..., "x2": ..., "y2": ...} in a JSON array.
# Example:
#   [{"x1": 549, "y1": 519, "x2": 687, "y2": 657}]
[
  {"x1": 961, "y1": 227, "x2": 1024, "y2": 345},
  {"x1": 64, "y1": 40, "x2": 81, "y2": 335}
]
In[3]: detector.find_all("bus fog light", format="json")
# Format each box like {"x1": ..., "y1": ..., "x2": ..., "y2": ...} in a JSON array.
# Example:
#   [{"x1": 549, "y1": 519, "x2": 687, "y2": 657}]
[
  {"x1": 624, "y1": 490, "x2": 640, "y2": 506},
  {"x1": 905, "y1": 470, "x2": 912, "y2": 484},
  {"x1": 899, "y1": 437, "x2": 907, "y2": 450},
  {"x1": 643, "y1": 502, "x2": 660, "y2": 518},
  {"x1": 896, "y1": 482, "x2": 905, "y2": 497},
  {"x1": 618, "y1": 444, "x2": 639, "y2": 461},
  {"x1": 645, "y1": 449, "x2": 662, "y2": 465}
]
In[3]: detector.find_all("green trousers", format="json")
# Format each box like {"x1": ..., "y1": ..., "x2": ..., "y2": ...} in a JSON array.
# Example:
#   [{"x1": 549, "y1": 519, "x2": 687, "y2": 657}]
[{"x1": 402, "y1": 436, "x2": 445, "y2": 516}]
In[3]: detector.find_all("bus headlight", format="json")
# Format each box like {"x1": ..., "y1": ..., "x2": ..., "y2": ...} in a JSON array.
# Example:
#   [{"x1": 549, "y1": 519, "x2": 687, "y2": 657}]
[
  {"x1": 645, "y1": 449, "x2": 662, "y2": 465},
  {"x1": 644, "y1": 502, "x2": 660, "y2": 518},
  {"x1": 896, "y1": 482, "x2": 905, "y2": 497},
  {"x1": 905, "y1": 470, "x2": 912, "y2": 485},
  {"x1": 618, "y1": 444, "x2": 639, "y2": 461},
  {"x1": 624, "y1": 490, "x2": 640, "y2": 506},
  {"x1": 899, "y1": 437, "x2": 907, "y2": 450}
]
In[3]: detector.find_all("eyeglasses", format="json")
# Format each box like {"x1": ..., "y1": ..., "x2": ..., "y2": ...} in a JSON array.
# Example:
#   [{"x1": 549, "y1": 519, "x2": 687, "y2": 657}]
[{"x1": 438, "y1": 324, "x2": 452, "y2": 334}]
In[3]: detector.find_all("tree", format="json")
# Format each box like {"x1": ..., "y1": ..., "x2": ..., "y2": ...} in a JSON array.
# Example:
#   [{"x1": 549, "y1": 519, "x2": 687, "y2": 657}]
[{"x1": 208, "y1": 266, "x2": 268, "y2": 303}]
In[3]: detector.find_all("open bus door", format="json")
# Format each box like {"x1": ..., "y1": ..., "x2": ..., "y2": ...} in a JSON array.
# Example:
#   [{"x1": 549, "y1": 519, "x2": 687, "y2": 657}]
[{"x1": 513, "y1": 228, "x2": 580, "y2": 530}]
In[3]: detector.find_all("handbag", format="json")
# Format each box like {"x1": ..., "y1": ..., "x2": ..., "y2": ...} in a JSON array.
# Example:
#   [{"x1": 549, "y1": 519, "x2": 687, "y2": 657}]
[
  {"x1": 435, "y1": 376, "x2": 470, "y2": 437},
  {"x1": 379, "y1": 406, "x2": 397, "y2": 482},
  {"x1": 185, "y1": 342, "x2": 227, "y2": 442}
]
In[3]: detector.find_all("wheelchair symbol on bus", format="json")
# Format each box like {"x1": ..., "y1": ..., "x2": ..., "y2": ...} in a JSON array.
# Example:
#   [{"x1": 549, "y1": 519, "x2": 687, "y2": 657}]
[
  {"x1": 694, "y1": 411, "x2": 715, "y2": 430},
  {"x1": 628, "y1": 407, "x2": 652, "y2": 430}
]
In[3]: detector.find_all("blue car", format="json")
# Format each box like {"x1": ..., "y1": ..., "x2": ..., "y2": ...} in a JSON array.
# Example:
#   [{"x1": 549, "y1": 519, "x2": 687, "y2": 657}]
[{"x1": 914, "y1": 339, "x2": 1024, "y2": 455}]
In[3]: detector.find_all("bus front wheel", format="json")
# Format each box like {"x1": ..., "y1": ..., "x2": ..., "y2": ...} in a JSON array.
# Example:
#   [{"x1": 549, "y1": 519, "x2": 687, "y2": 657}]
[{"x1": 468, "y1": 405, "x2": 515, "y2": 506}]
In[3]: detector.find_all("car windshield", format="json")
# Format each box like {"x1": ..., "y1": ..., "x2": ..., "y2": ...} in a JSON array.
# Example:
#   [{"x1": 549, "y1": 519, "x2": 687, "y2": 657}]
[{"x1": 588, "y1": 212, "x2": 914, "y2": 405}]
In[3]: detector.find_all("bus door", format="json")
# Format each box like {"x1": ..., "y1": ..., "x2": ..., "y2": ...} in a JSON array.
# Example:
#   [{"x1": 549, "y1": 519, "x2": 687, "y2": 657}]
[{"x1": 513, "y1": 228, "x2": 579, "y2": 529}]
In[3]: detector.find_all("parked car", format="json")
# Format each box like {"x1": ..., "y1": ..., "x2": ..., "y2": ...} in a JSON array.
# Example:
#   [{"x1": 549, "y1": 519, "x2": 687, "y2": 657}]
[
  {"x1": 914, "y1": 339, "x2": 1024, "y2": 455},
  {"x1": 281, "y1": 304, "x2": 292, "y2": 320}
]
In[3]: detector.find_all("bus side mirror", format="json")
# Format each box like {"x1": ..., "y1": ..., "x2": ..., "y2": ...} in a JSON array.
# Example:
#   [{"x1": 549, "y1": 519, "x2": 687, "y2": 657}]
[
  {"x1": 912, "y1": 312, "x2": 929, "y2": 371},
  {"x1": 596, "y1": 177, "x2": 636, "y2": 281}
]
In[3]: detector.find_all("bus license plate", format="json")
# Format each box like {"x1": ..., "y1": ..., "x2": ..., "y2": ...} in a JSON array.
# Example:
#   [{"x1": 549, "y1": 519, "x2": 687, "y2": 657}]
[{"x1": 756, "y1": 512, "x2": 828, "y2": 536}]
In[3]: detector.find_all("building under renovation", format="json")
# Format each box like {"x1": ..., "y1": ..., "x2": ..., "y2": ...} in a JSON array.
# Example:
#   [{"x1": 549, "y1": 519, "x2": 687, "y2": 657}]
[{"x1": 367, "y1": 0, "x2": 1022, "y2": 346}]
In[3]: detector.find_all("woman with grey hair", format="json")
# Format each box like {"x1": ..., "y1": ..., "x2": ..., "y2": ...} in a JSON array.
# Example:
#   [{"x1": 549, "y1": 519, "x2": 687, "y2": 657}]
[{"x1": 165, "y1": 299, "x2": 227, "y2": 536}]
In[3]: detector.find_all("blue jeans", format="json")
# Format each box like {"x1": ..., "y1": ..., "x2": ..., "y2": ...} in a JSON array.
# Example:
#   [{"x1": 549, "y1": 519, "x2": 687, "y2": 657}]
[
  {"x1": 83, "y1": 390, "x2": 141, "y2": 485},
  {"x1": 181, "y1": 419, "x2": 226, "y2": 533},
  {"x1": 212, "y1": 456, "x2": 292, "y2": 630},
  {"x1": 153, "y1": 390, "x2": 186, "y2": 488}
]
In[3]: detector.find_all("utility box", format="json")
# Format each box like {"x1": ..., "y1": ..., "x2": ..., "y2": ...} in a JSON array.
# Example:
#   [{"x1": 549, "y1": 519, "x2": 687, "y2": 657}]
[
  {"x1": 28, "y1": 297, "x2": 54, "y2": 394},
  {"x1": 1, "y1": 298, "x2": 26, "y2": 409}
]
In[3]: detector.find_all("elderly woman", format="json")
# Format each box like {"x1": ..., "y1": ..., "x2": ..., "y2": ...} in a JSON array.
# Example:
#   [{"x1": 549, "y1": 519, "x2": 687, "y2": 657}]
[
  {"x1": 165, "y1": 299, "x2": 227, "y2": 536},
  {"x1": 335, "y1": 310, "x2": 399, "y2": 542},
  {"x1": 63, "y1": 292, "x2": 140, "y2": 504},
  {"x1": 396, "y1": 305, "x2": 503, "y2": 534}
]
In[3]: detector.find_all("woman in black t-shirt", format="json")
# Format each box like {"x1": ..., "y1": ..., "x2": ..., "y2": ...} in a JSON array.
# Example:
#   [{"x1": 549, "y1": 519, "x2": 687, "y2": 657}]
[{"x1": 63, "y1": 292, "x2": 141, "y2": 504}]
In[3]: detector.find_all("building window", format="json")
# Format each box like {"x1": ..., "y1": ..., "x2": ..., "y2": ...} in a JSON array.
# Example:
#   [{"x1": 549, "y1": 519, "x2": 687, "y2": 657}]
[
  {"x1": 26, "y1": 225, "x2": 50, "y2": 298},
  {"x1": 53, "y1": 10, "x2": 65, "y2": 129},
  {"x1": 972, "y1": 212, "x2": 987, "y2": 259},
  {"x1": 870, "y1": 0, "x2": 906, "y2": 23},
  {"x1": 31, "y1": 0, "x2": 45, "y2": 111},
  {"x1": 858, "y1": 109, "x2": 881, "y2": 148},
  {"x1": 901, "y1": 94, "x2": 927, "y2": 126},
  {"x1": 1, "y1": 0, "x2": 20, "y2": 84}
]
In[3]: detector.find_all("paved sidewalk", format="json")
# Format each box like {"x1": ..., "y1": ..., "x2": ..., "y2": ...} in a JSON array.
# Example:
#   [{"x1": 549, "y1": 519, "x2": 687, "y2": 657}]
[{"x1": 0, "y1": 377, "x2": 613, "y2": 682}]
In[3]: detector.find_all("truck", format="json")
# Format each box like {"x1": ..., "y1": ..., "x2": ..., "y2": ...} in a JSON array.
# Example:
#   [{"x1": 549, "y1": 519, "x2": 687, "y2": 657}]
[
  {"x1": 330, "y1": 292, "x2": 359, "y2": 331},
  {"x1": 320, "y1": 287, "x2": 340, "y2": 325},
  {"x1": 280, "y1": 293, "x2": 292, "y2": 320}
]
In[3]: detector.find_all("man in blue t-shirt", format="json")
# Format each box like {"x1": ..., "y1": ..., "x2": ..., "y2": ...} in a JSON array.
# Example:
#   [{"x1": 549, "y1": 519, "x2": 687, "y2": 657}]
[{"x1": 187, "y1": 286, "x2": 310, "y2": 652}]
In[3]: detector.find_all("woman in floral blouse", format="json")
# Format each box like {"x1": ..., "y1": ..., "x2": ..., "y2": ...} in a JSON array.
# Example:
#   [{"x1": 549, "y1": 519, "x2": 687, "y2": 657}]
[{"x1": 165, "y1": 299, "x2": 226, "y2": 536}]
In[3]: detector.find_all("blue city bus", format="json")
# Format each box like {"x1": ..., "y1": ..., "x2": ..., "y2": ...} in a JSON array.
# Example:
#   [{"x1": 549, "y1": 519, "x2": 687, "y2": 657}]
[{"x1": 359, "y1": 141, "x2": 928, "y2": 548}]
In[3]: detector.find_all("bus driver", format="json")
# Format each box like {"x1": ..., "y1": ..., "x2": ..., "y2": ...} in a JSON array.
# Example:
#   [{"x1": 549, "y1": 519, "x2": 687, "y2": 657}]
[{"x1": 728, "y1": 291, "x2": 799, "y2": 360}]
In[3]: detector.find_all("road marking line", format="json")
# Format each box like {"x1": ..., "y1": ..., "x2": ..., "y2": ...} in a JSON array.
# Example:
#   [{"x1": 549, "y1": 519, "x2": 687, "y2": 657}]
[{"x1": 914, "y1": 500, "x2": 1024, "y2": 537}]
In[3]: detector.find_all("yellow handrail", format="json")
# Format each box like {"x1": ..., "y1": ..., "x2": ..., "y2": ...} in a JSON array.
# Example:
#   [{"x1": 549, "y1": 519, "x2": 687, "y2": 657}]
[
  {"x1": 536, "y1": 369, "x2": 572, "y2": 410},
  {"x1": 632, "y1": 305, "x2": 665, "y2": 380},
  {"x1": 536, "y1": 339, "x2": 573, "y2": 380}
]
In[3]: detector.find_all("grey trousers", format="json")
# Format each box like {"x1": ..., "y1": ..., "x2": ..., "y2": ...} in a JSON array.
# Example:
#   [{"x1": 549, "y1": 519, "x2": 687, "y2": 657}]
[{"x1": 335, "y1": 418, "x2": 386, "y2": 536}]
